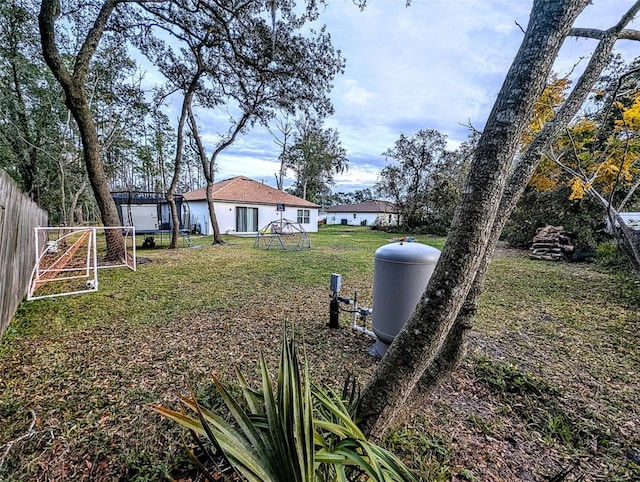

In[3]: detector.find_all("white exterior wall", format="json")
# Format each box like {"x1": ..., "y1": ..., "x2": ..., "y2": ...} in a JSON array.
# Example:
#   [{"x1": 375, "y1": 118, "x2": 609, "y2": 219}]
[
  {"x1": 186, "y1": 201, "x2": 318, "y2": 234},
  {"x1": 187, "y1": 201, "x2": 211, "y2": 234},
  {"x1": 327, "y1": 212, "x2": 399, "y2": 226}
]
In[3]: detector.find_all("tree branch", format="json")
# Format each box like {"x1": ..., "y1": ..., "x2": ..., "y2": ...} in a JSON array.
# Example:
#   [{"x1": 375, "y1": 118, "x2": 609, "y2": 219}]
[
  {"x1": 38, "y1": 0, "x2": 72, "y2": 88},
  {"x1": 571, "y1": 0, "x2": 640, "y2": 41},
  {"x1": 0, "y1": 410, "x2": 37, "y2": 469},
  {"x1": 74, "y1": 0, "x2": 120, "y2": 84}
]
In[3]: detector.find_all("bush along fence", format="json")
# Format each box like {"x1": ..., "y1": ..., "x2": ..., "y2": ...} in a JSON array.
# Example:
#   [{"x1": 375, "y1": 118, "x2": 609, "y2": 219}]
[{"x1": 0, "y1": 169, "x2": 48, "y2": 338}]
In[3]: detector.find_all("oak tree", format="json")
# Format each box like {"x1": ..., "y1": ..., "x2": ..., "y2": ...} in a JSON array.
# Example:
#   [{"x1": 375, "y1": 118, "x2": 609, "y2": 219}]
[
  {"x1": 138, "y1": 0, "x2": 343, "y2": 243},
  {"x1": 39, "y1": 0, "x2": 135, "y2": 258}
]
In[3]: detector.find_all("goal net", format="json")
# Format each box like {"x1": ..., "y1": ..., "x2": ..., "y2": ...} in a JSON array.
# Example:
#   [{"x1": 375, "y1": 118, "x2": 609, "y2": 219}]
[{"x1": 28, "y1": 226, "x2": 136, "y2": 300}]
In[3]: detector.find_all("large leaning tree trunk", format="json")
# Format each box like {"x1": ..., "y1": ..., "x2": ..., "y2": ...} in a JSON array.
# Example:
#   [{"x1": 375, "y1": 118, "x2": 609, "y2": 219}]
[
  {"x1": 357, "y1": 0, "x2": 590, "y2": 438},
  {"x1": 410, "y1": 0, "x2": 640, "y2": 404},
  {"x1": 39, "y1": 0, "x2": 124, "y2": 260}
]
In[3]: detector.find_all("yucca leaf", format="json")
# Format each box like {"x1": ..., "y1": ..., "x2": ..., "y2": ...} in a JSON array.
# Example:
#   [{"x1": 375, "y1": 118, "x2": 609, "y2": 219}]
[
  {"x1": 155, "y1": 330, "x2": 416, "y2": 482},
  {"x1": 350, "y1": 438, "x2": 413, "y2": 482},
  {"x1": 369, "y1": 442, "x2": 416, "y2": 476},
  {"x1": 181, "y1": 431, "x2": 220, "y2": 482},
  {"x1": 313, "y1": 430, "x2": 325, "y2": 447},
  {"x1": 259, "y1": 352, "x2": 297, "y2": 480},
  {"x1": 179, "y1": 394, "x2": 275, "y2": 481},
  {"x1": 150, "y1": 405, "x2": 205, "y2": 434},
  {"x1": 348, "y1": 439, "x2": 386, "y2": 480},
  {"x1": 331, "y1": 444, "x2": 378, "y2": 479},
  {"x1": 235, "y1": 365, "x2": 264, "y2": 414},
  {"x1": 313, "y1": 420, "x2": 357, "y2": 439},
  {"x1": 312, "y1": 387, "x2": 364, "y2": 438},
  {"x1": 302, "y1": 352, "x2": 315, "y2": 482},
  {"x1": 334, "y1": 464, "x2": 348, "y2": 482},
  {"x1": 153, "y1": 403, "x2": 272, "y2": 481},
  {"x1": 314, "y1": 448, "x2": 348, "y2": 464},
  {"x1": 278, "y1": 337, "x2": 299, "y2": 478},
  {"x1": 208, "y1": 375, "x2": 270, "y2": 457},
  {"x1": 372, "y1": 446, "x2": 417, "y2": 480},
  {"x1": 283, "y1": 337, "x2": 309, "y2": 481}
]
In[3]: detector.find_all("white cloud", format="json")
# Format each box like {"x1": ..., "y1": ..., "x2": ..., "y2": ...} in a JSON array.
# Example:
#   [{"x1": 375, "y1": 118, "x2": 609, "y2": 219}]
[
  {"x1": 173, "y1": 0, "x2": 640, "y2": 194},
  {"x1": 333, "y1": 163, "x2": 381, "y2": 192},
  {"x1": 342, "y1": 79, "x2": 372, "y2": 107}
]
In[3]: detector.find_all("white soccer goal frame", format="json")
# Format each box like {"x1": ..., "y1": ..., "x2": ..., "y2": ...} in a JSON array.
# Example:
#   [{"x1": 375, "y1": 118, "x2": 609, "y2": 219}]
[{"x1": 27, "y1": 226, "x2": 136, "y2": 301}]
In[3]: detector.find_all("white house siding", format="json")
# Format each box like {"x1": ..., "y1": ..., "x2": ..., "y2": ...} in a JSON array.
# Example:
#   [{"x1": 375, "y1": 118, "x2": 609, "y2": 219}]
[
  {"x1": 327, "y1": 212, "x2": 377, "y2": 226},
  {"x1": 186, "y1": 200, "x2": 318, "y2": 234},
  {"x1": 327, "y1": 212, "x2": 400, "y2": 227}
]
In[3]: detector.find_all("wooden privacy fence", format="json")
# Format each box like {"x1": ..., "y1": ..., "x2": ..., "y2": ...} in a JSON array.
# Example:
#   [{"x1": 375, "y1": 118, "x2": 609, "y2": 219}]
[{"x1": 0, "y1": 169, "x2": 48, "y2": 338}]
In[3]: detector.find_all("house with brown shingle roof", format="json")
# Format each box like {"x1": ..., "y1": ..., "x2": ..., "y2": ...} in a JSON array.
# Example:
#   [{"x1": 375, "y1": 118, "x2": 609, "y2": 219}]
[
  {"x1": 325, "y1": 200, "x2": 400, "y2": 227},
  {"x1": 183, "y1": 176, "x2": 320, "y2": 235}
]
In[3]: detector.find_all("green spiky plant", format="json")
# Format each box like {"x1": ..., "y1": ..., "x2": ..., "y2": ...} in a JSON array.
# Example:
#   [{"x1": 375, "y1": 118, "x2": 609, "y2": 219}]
[{"x1": 152, "y1": 334, "x2": 415, "y2": 482}]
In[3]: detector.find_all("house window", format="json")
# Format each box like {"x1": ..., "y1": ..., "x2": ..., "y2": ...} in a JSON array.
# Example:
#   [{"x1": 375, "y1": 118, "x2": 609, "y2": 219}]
[
  {"x1": 236, "y1": 207, "x2": 258, "y2": 232},
  {"x1": 298, "y1": 209, "x2": 311, "y2": 224},
  {"x1": 353, "y1": 213, "x2": 357, "y2": 219},
  {"x1": 297, "y1": 209, "x2": 310, "y2": 224}
]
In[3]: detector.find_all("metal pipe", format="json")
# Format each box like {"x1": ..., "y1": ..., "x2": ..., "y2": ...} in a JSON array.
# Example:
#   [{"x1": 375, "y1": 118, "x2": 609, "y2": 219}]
[
  {"x1": 351, "y1": 290, "x2": 358, "y2": 327},
  {"x1": 351, "y1": 323, "x2": 377, "y2": 339},
  {"x1": 351, "y1": 290, "x2": 377, "y2": 339}
]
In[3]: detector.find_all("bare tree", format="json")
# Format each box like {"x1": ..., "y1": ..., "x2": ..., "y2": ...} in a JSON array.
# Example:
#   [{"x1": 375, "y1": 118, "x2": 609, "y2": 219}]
[{"x1": 269, "y1": 112, "x2": 294, "y2": 190}]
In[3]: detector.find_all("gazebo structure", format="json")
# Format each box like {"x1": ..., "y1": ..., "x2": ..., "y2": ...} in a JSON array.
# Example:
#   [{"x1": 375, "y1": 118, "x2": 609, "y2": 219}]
[{"x1": 253, "y1": 218, "x2": 311, "y2": 250}]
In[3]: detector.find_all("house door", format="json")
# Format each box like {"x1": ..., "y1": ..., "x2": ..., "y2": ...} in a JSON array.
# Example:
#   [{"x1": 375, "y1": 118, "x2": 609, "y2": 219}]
[{"x1": 236, "y1": 207, "x2": 258, "y2": 232}]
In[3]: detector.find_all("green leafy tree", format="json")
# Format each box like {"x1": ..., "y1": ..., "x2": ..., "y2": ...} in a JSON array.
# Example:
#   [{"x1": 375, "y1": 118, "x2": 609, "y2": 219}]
[
  {"x1": 39, "y1": 0, "x2": 128, "y2": 256},
  {"x1": 0, "y1": 0, "x2": 92, "y2": 225},
  {"x1": 286, "y1": 116, "x2": 348, "y2": 203},
  {"x1": 375, "y1": 129, "x2": 468, "y2": 233}
]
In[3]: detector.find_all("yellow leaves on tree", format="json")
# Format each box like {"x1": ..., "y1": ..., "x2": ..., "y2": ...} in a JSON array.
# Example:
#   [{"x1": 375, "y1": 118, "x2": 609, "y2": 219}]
[
  {"x1": 529, "y1": 157, "x2": 561, "y2": 191},
  {"x1": 615, "y1": 95, "x2": 640, "y2": 132},
  {"x1": 521, "y1": 74, "x2": 571, "y2": 148},
  {"x1": 567, "y1": 177, "x2": 591, "y2": 200},
  {"x1": 529, "y1": 93, "x2": 640, "y2": 200},
  {"x1": 528, "y1": 119, "x2": 598, "y2": 192}
]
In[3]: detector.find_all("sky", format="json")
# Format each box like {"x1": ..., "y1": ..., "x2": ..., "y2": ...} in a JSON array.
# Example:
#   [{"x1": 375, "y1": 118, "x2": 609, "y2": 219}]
[{"x1": 182, "y1": 0, "x2": 640, "y2": 194}]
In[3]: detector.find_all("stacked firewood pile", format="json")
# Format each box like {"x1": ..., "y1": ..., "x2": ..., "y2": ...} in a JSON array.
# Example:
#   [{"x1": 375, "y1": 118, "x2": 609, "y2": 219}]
[{"x1": 529, "y1": 225, "x2": 575, "y2": 261}]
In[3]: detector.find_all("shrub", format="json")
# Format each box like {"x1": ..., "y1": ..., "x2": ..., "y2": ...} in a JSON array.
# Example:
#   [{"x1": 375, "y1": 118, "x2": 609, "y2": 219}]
[
  {"x1": 595, "y1": 241, "x2": 628, "y2": 269},
  {"x1": 152, "y1": 333, "x2": 415, "y2": 482}
]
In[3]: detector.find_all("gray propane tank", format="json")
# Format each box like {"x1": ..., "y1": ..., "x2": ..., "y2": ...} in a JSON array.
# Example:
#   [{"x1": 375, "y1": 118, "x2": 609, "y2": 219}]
[{"x1": 371, "y1": 241, "x2": 441, "y2": 357}]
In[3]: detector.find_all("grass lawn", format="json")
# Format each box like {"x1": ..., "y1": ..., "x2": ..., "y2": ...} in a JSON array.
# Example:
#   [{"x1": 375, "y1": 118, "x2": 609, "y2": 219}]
[{"x1": 0, "y1": 225, "x2": 638, "y2": 481}]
